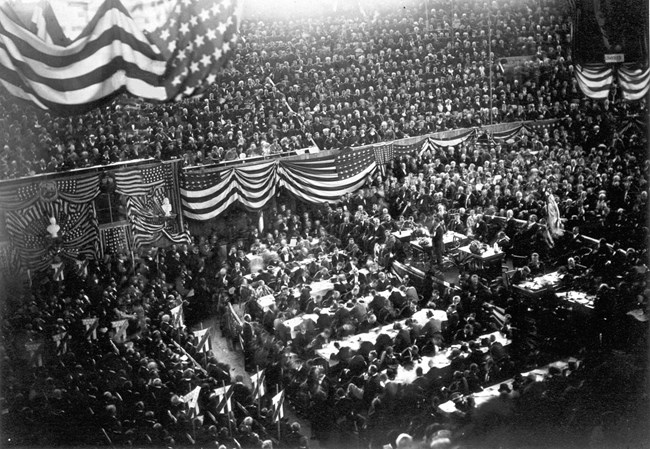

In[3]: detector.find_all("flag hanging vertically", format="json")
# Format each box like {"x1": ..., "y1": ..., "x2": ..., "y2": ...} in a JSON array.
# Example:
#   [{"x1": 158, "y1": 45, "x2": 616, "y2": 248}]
[
  {"x1": 114, "y1": 162, "x2": 190, "y2": 248},
  {"x1": 546, "y1": 192, "x2": 564, "y2": 238},
  {"x1": 270, "y1": 390, "x2": 285, "y2": 423},
  {"x1": 0, "y1": 0, "x2": 242, "y2": 114}
]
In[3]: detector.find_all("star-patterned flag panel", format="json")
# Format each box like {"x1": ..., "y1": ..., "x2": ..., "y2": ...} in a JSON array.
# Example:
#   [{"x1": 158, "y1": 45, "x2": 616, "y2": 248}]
[
  {"x1": 149, "y1": 0, "x2": 243, "y2": 100},
  {"x1": 335, "y1": 147, "x2": 377, "y2": 180}
]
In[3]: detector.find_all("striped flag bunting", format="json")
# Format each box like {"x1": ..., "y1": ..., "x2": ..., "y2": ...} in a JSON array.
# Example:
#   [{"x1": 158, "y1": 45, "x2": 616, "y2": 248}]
[
  {"x1": 111, "y1": 319, "x2": 129, "y2": 343},
  {"x1": 182, "y1": 386, "x2": 202, "y2": 418},
  {"x1": 575, "y1": 65, "x2": 613, "y2": 100},
  {"x1": 0, "y1": 0, "x2": 242, "y2": 114},
  {"x1": 214, "y1": 384, "x2": 233, "y2": 414},
  {"x1": 99, "y1": 224, "x2": 132, "y2": 256},
  {"x1": 618, "y1": 65, "x2": 650, "y2": 101},
  {"x1": 115, "y1": 162, "x2": 190, "y2": 248},
  {"x1": 270, "y1": 390, "x2": 285, "y2": 423},
  {"x1": 393, "y1": 138, "x2": 426, "y2": 158},
  {"x1": 26, "y1": 0, "x2": 71, "y2": 46},
  {"x1": 194, "y1": 327, "x2": 212, "y2": 353},
  {"x1": 490, "y1": 123, "x2": 525, "y2": 142},
  {"x1": 429, "y1": 128, "x2": 476, "y2": 148},
  {"x1": 25, "y1": 341, "x2": 43, "y2": 367},
  {"x1": 82, "y1": 317, "x2": 99, "y2": 341},
  {"x1": 4, "y1": 200, "x2": 99, "y2": 271},
  {"x1": 170, "y1": 304, "x2": 184, "y2": 329},
  {"x1": 418, "y1": 138, "x2": 436, "y2": 157},
  {"x1": 278, "y1": 153, "x2": 376, "y2": 205},
  {"x1": 181, "y1": 160, "x2": 278, "y2": 221},
  {"x1": 250, "y1": 369, "x2": 266, "y2": 401}
]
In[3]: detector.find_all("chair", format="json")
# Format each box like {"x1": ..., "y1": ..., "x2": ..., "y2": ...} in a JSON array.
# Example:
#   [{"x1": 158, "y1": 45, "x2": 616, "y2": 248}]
[{"x1": 511, "y1": 254, "x2": 528, "y2": 268}]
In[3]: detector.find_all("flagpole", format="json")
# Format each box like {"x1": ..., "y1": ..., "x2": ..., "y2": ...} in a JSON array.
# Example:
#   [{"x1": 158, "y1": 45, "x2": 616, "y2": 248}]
[
  {"x1": 224, "y1": 380, "x2": 233, "y2": 437},
  {"x1": 276, "y1": 385, "x2": 281, "y2": 441},
  {"x1": 256, "y1": 365, "x2": 261, "y2": 418}
]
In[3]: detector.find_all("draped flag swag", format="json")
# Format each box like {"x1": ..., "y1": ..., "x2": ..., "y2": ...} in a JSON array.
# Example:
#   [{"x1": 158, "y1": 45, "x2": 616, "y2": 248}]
[{"x1": 0, "y1": 0, "x2": 242, "y2": 114}]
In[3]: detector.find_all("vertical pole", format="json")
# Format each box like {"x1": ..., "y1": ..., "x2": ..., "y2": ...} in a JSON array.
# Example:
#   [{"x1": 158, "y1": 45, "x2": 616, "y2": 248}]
[
  {"x1": 256, "y1": 365, "x2": 261, "y2": 418},
  {"x1": 276, "y1": 385, "x2": 281, "y2": 441},
  {"x1": 488, "y1": 7, "x2": 493, "y2": 125}
]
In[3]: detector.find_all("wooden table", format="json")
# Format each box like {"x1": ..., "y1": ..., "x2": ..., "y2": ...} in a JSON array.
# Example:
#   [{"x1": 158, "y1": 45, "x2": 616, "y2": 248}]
[{"x1": 512, "y1": 271, "x2": 563, "y2": 299}]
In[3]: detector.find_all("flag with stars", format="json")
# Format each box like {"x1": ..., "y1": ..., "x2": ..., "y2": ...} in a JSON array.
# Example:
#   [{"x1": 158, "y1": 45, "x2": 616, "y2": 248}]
[
  {"x1": 4, "y1": 200, "x2": 99, "y2": 271},
  {"x1": 148, "y1": 0, "x2": 243, "y2": 100},
  {"x1": 335, "y1": 147, "x2": 377, "y2": 180},
  {"x1": 0, "y1": 0, "x2": 241, "y2": 114},
  {"x1": 99, "y1": 224, "x2": 132, "y2": 256},
  {"x1": 115, "y1": 161, "x2": 190, "y2": 248},
  {"x1": 372, "y1": 143, "x2": 394, "y2": 177}
]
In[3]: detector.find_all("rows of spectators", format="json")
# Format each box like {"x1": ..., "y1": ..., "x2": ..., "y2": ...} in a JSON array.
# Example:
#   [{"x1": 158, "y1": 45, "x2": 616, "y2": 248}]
[
  {"x1": 2, "y1": 0, "x2": 646, "y2": 180},
  {"x1": 0, "y1": 243, "x2": 314, "y2": 448}
]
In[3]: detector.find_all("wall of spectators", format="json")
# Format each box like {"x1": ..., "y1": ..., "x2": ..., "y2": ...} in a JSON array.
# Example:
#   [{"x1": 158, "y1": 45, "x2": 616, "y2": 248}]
[{"x1": 1, "y1": 0, "x2": 646, "y2": 180}]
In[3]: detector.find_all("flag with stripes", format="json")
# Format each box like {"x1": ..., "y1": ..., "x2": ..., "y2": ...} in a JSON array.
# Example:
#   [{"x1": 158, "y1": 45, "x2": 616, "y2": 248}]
[
  {"x1": 278, "y1": 152, "x2": 376, "y2": 205},
  {"x1": 182, "y1": 386, "x2": 202, "y2": 417},
  {"x1": 418, "y1": 138, "x2": 436, "y2": 157},
  {"x1": 0, "y1": 0, "x2": 242, "y2": 114},
  {"x1": 575, "y1": 65, "x2": 613, "y2": 99},
  {"x1": 52, "y1": 331, "x2": 68, "y2": 355},
  {"x1": 214, "y1": 384, "x2": 233, "y2": 414},
  {"x1": 429, "y1": 129, "x2": 476, "y2": 149},
  {"x1": 82, "y1": 317, "x2": 99, "y2": 341},
  {"x1": 27, "y1": 0, "x2": 71, "y2": 46},
  {"x1": 250, "y1": 369, "x2": 266, "y2": 401},
  {"x1": 115, "y1": 162, "x2": 190, "y2": 248},
  {"x1": 393, "y1": 138, "x2": 426, "y2": 159},
  {"x1": 170, "y1": 304, "x2": 184, "y2": 329},
  {"x1": 4, "y1": 200, "x2": 99, "y2": 271},
  {"x1": 181, "y1": 160, "x2": 278, "y2": 220},
  {"x1": 0, "y1": 174, "x2": 100, "y2": 210},
  {"x1": 617, "y1": 65, "x2": 650, "y2": 101},
  {"x1": 270, "y1": 390, "x2": 285, "y2": 423},
  {"x1": 112, "y1": 319, "x2": 129, "y2": 343},
  {"x1": 194, "y1": 327, "x2": 212, "y2": 353}
]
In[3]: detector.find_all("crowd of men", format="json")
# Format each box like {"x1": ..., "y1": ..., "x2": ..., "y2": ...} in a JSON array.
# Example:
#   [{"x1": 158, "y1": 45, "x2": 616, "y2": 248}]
[
  {"x1": 1, "y1": 0, "x2": 649, "y2": 446},
  {"x1": 2, "y1": 0, "x2": 646, "y2": 179}
]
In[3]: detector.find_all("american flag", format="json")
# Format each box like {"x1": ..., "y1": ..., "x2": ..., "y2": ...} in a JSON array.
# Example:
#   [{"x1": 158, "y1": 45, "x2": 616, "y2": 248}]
[
  {"x1": 0, "y1": 0, "x2": 241, "y2": 114},
  {"x1": 114, "y1": 162, "x2": 189, "y2": 248},
  {"x1": 270, "y1": 389, "x2": 285, "y2": 423},
  {"x1": 194, "y1": 327, "x2": 212, "y2": 353},
  {"x1": 393, "y1": 140, "x2": 422, "y2": 159},
  {"x1": 5, "y1": 200, "x2": 99, "y2": 271},
  {"x1": 250, "y1": 369, "x2": 266, "y2": 400},
  {"x1": 214, "y1": 384, "x2": 233, "y2": 414},
  {"x1": 0, "y1": 175, "x2": 100, "y2": 209},
  {"x1": 181, "y1": 161, "x2": 278, "y2": 220},
  {"x1": 182, "y1": 386, "x2": 202, "y2": 417},
  {"x1": 335, "y1": 147, "x2": 377, "y2": 180},
  {"x1": 100, "y1": 224, "x2": 132, "y2": 255}
]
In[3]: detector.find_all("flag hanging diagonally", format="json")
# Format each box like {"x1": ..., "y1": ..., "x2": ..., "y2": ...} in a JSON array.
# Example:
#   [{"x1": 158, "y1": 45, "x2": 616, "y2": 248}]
[
  {"x1": 0, "y1": 0, "x2": 242, "y2": 114},
  {"x1": 250, "y1": 369, "x2": 266, "y2": 401},
  {"x1": 214, "y1": 384, "x2": 233, "y2": 414},
  {"x1": 194, "y1": 327, "x2": 212, "y2": 353}
]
